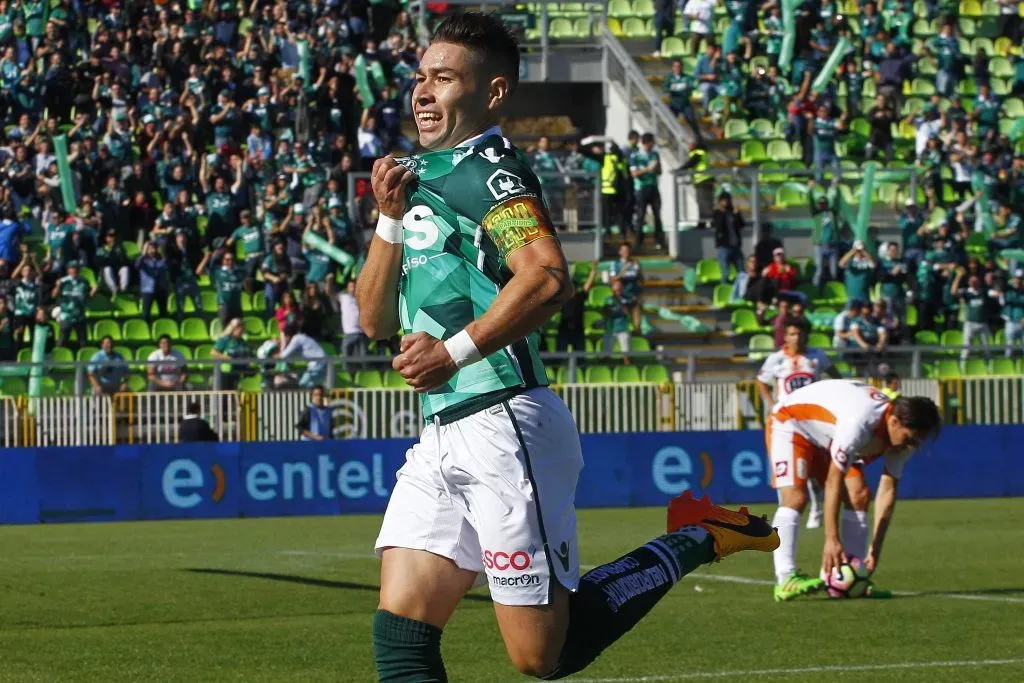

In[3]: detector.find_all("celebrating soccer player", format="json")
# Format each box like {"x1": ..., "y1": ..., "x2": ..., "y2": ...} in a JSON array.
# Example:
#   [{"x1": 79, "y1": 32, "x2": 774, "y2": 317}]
[
  {"x1": 765, "y1": 379, "x2": 941, "y2": 601},
  {"x1": 357, "y1": 12, "x2": 780, "y2": 681}
]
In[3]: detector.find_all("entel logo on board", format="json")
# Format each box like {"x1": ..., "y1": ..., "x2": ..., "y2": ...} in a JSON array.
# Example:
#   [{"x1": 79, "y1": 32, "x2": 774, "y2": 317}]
[
  {"x1": 161, "y1": 454, "x2": 390, "y2": 509},
  {"x1": 482, "y1": 550, "x2": 532, "y2": 571}
]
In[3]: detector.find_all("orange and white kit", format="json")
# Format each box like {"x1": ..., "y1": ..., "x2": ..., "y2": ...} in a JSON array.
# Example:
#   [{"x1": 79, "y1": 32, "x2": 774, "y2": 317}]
[
  {"x1": 756, "y1": 348, "x2": 833, "y2": 399},
  {"x1": 765, "y1": 380, "x2": 911, "y2": 490}
]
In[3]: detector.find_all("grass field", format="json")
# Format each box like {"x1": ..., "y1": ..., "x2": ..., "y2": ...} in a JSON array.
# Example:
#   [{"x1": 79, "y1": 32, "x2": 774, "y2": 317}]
[{"x1": 2, "y1": 499, "x2": 1023, "y2": 682}]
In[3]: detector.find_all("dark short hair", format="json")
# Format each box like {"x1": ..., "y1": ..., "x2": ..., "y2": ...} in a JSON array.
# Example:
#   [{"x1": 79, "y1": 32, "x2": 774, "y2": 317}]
[
  {"x1": 628, "y1": 130, "x2": 639, "y2": 139},
  {"x1": 186, "y1": 400, "x2": 200, "y2": 414},
  {"x1": 641, "y1": 133, "x2": 655, "y2": 145},
  {"x1": 891, "y1": 396, "x2": 942, "y2": 441},
  {"x1": 432, "y1": 11, "x2": 520, "y2": 94},
  {"x1": 101, "y1": 335, "x2": 113, "y2": 344},
  {"x1": 158, "y1": 334, "x2": 171, "y2": 344},
  {"x1": 883, "y1": 370, "x2": 901, "y2": 384}
]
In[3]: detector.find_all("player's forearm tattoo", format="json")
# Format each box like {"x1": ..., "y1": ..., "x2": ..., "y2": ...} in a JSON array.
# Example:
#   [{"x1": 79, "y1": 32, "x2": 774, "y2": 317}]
[{"x1": 540, "y1": 265, "x2": 572, "y2": 307}]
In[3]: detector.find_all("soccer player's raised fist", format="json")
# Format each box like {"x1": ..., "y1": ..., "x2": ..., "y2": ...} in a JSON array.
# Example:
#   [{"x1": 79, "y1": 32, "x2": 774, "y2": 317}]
[{"x1": 371, "y1": 155, "x2": 416, "y2": 220}]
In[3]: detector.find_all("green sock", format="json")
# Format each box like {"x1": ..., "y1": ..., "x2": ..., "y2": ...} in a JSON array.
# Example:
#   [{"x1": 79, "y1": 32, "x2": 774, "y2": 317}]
[
  {"x1": 373, "y1": 610, "x2": 447, "y2": 683},
  {"x1": 542, "y1": 526, "x2": 715, "y2": 680}
]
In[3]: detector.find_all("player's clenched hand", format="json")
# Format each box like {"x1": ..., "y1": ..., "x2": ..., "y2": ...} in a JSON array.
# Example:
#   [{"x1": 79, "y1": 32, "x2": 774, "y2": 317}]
[
  {"x1": 864, "y1": 552, "x2": 877, "y2": 575},
  {"x1": 392, "y1": 331, "x2": 458, "y2": 392},
  {"x1": 371, "y1": 155, "x2": 416, "y2": 220},
  {"x1": 822, "y1": 537, "x2": 847, "y2": 578}
]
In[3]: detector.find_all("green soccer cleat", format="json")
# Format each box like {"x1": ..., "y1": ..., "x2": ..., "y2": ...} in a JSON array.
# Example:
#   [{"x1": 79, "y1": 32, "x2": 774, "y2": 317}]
[{"x1": 773, "y1": 572, "x2": 825, "y2": 602}]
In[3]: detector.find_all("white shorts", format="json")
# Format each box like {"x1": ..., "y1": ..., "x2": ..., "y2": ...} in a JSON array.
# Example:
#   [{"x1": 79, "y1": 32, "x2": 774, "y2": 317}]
[{"x1": 375, "y1": 387, "x2": 583, "y2": 606}]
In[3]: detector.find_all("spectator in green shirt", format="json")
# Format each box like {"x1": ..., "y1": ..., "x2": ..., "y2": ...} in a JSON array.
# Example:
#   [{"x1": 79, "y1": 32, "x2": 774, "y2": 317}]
[
  {"x1": 952, "y1": 268, "x2": 996, "y2": 361},
  {"x1": 303, "y1": 214, "x2": 337, "y2": 296},
  {"x1": 878, "y1": 242, "x2": 908, "y2": 322},
  {"x1": 199, "y1": 249, "x2": 246, "y2": 328},
  {"x1": 211, "y1": 318, "x2": 251, "y2": 391},
  {"x1": 664, "y1": 59, "x2": 698, "y2": 137},
  {"x1": 1000, "y1": 269, "x2": 1024, "y2": 358},
  {"x1": 261, "y1": 239, "x2": 293, "y2": 323},
  {"x1": 227, "y1": 210, "x2": 264, "y2": 291},
  {"x1": 840, "y1": 240, "x2": 877, "y2": 303},
  {"x1": 52, "y1": 261, "x2": 88, "y2": 349},
  {"x1": 603, "y1": 278, "x2": 634, "y2": 361},
  {"x1": 629, "y1": 133, "x2": 666, "y2": 250},
  {"x1": 810, "y1": 106, "x2": 847, "y2": 182},
  {"x1": 808, "y1": 181, "x2": 842, "y2": 290}
]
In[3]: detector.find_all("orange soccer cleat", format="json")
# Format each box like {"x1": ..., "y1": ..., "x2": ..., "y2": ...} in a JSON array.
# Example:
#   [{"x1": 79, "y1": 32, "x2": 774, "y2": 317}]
[{"x1": 667, "y1": 491, "x2": 781, "y2": 561}]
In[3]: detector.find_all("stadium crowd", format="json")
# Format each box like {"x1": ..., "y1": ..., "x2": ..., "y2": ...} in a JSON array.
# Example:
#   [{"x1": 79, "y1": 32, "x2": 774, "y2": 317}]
[
  {"x1": 654, "y1": 0, "x2": 1024, "y2": 361},
  {"x1": 0, "y1": 0, "x2": 423, "y2": 369}
]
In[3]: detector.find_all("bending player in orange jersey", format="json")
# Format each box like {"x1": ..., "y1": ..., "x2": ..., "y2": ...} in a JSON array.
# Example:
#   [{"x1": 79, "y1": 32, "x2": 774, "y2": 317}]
[{"x1": 765, "y1": 380, "x2": 941, "y2": 601}]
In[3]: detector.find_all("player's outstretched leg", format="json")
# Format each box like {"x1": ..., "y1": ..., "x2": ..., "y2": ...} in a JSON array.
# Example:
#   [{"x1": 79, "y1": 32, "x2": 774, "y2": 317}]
[{"x1": 540, "y1": 492, "x2": 778, "y2": 680}]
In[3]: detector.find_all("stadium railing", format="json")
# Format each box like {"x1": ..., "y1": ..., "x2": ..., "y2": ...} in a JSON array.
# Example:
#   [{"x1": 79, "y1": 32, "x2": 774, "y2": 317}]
[
  {"x1": 675, "y1": 165, "x2": 923, "y2": 236},
  {"x1": 2, "y1": 371, "x2": 1020, "y2": 446}
]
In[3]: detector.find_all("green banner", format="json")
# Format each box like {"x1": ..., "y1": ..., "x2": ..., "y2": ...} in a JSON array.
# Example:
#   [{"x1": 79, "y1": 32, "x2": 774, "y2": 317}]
[
  {"x1": 28, "y1": 323, "x2": 49, "y2": 398},
  {"x1": 778, "y1": 0, "x2": 798, "y2": 72},
  {"x1": 297, "y1": 40, "x2": 310, "y2": 86},
  {"x1": 303, "y1": 231, "x2": 355, "y2": 279},
  {"x1": 53, "y1": 134, "x2": 77, "y2": 213},
  {"x1": 370, "y1": 60, "x2": 387, "y2": 94},
  {"x1": 854, "y1": 161, "x2": 877, "y2": 243},
  {"x1": 354, "y1": 54, "x2": 376, "y2": 108},
  {"x1": 811, "y1": 36, "x2": 852, "y2": 94}
]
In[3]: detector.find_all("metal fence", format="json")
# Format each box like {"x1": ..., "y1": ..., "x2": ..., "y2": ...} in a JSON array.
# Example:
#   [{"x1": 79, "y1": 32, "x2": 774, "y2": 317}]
[
  {"x1": 113, "y1": 391, "x2": 240, "y2": 444},
  {"x1": 4, "y1": 377, "x2": 1024, "y2": 447}
]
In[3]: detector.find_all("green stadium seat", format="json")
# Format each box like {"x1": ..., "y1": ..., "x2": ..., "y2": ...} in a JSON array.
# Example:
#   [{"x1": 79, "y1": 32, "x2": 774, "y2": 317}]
[
  {"x1": 112, "y1": 295, "x2": 139, "y2": 318},
  {"x1": 713, "y1": 284, "x2": 732, "y2": 308},
  {"x1": 613, "y1": 365, "x2": 641, "y2": 383},
  {"x1": 696, "y1": 258, "x2": 722, "y2": 284},
  {"x1": 85, "y1": 296, "x2": 114, "y2": 319},
  {"x1": 151, "y1": 318, "x2": 179, "y2": 340},
  {"x1": 572, "y1": 17, "x2": 593, "y2": 37},
  {"x1": 1, "y1": 377, "x2": 27, "y2": 395},
  {"x1": 36, "y1": 377, "x2": 57, "y2": 396},
  {"x1": 606, "y1": 17, "x2": 624, "y2": 36},
  {"x1": 354, "y1": 370, "x2": 383, "y2": 388},
  {"x1": 749, "y1": 119, "x2": 774, "y2": 140},
  {"x1": 991, "y1": 358, "x2": 1017, "y2": 375},
  {"x1": 92, "y1": 319, "x2": 121, "y2": 341},
  {"x1": 724, "y1": 119, "x2": 749, "y2": 140},
  {"x1": 972, "y1": 37, "x2": 994, "y2": 54},
  {"x1": 587, "y1": 284, "x2": 612, "y2": 308},
  {"x1": 940, "y1": 329, "x2": 964, "y2": 351},
  {"x1": 935, "y1": 359, "x2": 961, "y2": 379},
  {"x1": 135, "y1": 345, "x2": 157, "y2": 361},
  {"x1": 122, "y1": 319, "x2": 150, "y2": 342},
  {"x1": 177, "y1": 346, "x2": 193, "y2": 361},
  {"x1": 583, "y1": 310, "x2": 605, "y2": 336},
  {"x1": 731, "y1": 309, "x2": 764, "y2": 335},
  {"x1": 608, "y1": 0, "x2": 632, "y2": 17},
  {"x1": 384, "y1": 370, "x2": 410, "y2": 389},
  {"x1": 584, "y1": 365, "x2": 614, "y2": 383},
  {"x1": 992, "y1": 59, "x2": 1015, "y2": 79},
  {"x1": 641, "y1": 364, "x2": 670, "y2": 383},
  {"x1": 905, "y1": 304, "x2": 919, "y2": 328},
  {"x1": 776, "y1": 185, "x2": 805, "y2": 208},
  {"x1": 76, "y1": 346, "x2": 99, "y2": 362},
  {"x1": 634, "y1": 0, "x2": 657, "y2": 14},
  {"x1": 748, "y1": 334, "x2": 775, "y2": 360},
  {"x1": 242, "y1": 316, "x2": 266, "y2": 339},
  {"x1": 51, "y1": 347, "x2": 74, "y2": 364},
  {"x1": 820, "y1": 281, "x2": 847, "y2": 306},
  {"x1": 201, "y1": 291, "x2": 219, "y2": 313},
  {"x1": 808, "y1": 332, "x2": 831, "y2": 350},
  {"x1": 833, "y1": 361, "x2": 852, "y2": 377},
  {"x1": 125, "y1": 375, "x2": 145, "y2": 392},
  {"x1": 78, "y1": 266, "x2": 97, "y2": 287},
  {"x1": 208, "y1": 319, "x2": 224, "y2": 340},
  {"x1": 913, "y1": 18, "x2": 933, "y2": 35},
  {"x1": 630, "y1": 337, "x2": 651, "y2": 352},
  {"x1": 992, "y1": 77, "x2": 1010, "y2": 96},
  {"x1": 622, "y1": 17, "x2": 648, "y2": 37},
  {"x1": 740, "y1": 140, "x2": 766, "y2": 163},
  {"x1": 122, "y1": 242, "x2": 140, "y2": 259},
  {"x1": 660, "y1": 36, "x2": 686, "y2": 57},
  {"x1": 237, "y1": 376, "x2": 262, "y2": 393},
  {"x1": 548, "y1": 17, "x2": 574, "y2": 38},
  {"x1": 181, "y1": 317, "x2": 210, "y2": 342},
  {"x1": 959, "y1": 17, "x2": 977, "y2": 35},
  {"x1": 56, "y1": 377, "x2": 77, "y2": 396},
  {"x1": 766, "y1": 140, "x2": 792, "y2": 160},
  {"x1": 914, "y1": 330, "x2": 940, "y2": 345},
  {"x1": 849, "y1": 118, "x2": 870, "y2": 139},
  {"x1": 167, "y1": 295, "x2": 197, "y2": 315},
  {"x1": 960, "y1": 0, "x2": 982, "y2": 17},
  {"x1": 963, "y1": 359, "x2": 989, "y2": 376}
]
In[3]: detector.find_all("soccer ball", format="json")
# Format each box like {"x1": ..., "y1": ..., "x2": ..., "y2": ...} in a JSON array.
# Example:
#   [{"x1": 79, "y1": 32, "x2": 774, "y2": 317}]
[{"x1": 825, "y1": 557, "x2": 871, "y2": 598}]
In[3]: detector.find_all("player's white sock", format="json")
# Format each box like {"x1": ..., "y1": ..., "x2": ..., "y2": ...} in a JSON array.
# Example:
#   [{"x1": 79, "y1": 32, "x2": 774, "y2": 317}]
[
  {"x1": 772, "y1": 506, "x2": 801, "y2": 584},
  {"x1": 806, "y1": 480, "x2": 823, "y2": 529},
  {"x1": 842, "y1": 509, "x2": 869, "y2": 560}
]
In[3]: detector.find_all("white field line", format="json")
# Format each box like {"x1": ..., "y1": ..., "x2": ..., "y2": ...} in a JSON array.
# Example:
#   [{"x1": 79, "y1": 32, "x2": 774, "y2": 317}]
[
  {"x1": 567, "y1": 658, "x2": 1024, "y2": 682},
  {"x1": 276, "y1": 552, "x2": 1024, "y2": 605}
]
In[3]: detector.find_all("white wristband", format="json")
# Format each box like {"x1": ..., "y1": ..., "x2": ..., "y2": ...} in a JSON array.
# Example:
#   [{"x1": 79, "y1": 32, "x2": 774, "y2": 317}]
[
  {"x1": 375, "y1": 213, "x2": 404, "y2": 244},
  {"x1": 444, "y1": 330, "x2": 483, "y2": 370}
]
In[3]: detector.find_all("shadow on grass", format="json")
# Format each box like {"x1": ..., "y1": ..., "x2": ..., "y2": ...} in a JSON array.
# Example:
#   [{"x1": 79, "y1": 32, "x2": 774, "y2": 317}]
[{"x1": 184, "y1": 568, "x2": 494, "y2": 603}]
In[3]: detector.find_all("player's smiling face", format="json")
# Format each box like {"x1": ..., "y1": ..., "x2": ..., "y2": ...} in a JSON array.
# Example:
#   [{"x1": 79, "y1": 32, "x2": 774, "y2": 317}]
[{"x1": 413, "y1": 41, "x2": 500, "y2": 151}]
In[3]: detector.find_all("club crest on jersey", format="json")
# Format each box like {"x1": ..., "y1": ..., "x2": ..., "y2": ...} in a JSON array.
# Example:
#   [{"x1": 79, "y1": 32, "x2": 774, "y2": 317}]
[
  {"x1": 452, "y1": 148, "x2": 473, "y2": 166},
  {"x1": 487, "y1": 169, "x2": 527, "y2": 201},
  {"x1": 396, "y1": 156, "x2": 427, "y2": 175}
]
